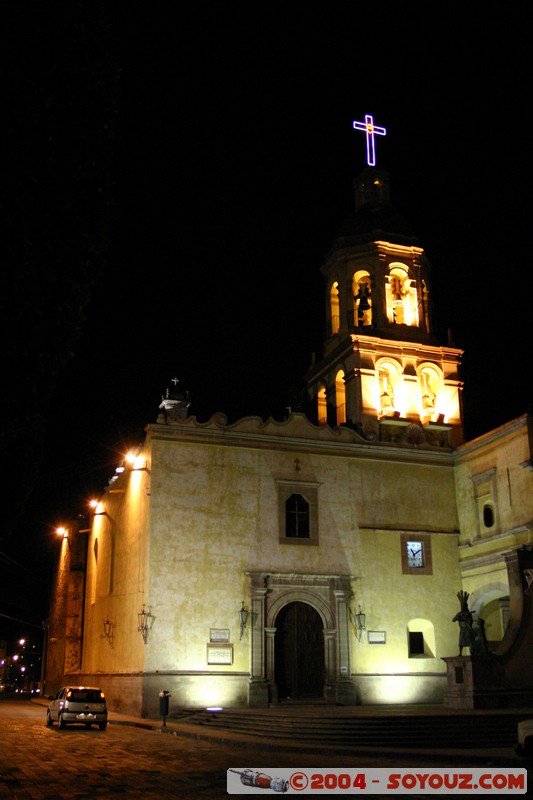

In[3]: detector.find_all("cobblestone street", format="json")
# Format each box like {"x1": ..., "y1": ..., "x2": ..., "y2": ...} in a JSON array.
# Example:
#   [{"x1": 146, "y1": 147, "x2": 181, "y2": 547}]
[
  {"x1": 0, "y1": 706, "x2": 396, "y2": 799},
  {"x1": 1, "y1": 699, "x2": 528, "y2": 799}
]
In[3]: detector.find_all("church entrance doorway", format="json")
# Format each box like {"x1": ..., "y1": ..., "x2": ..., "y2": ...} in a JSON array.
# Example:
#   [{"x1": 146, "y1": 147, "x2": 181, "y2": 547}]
[{"x1": 274, "y1": 601, "x2": 325, "y2": 701}]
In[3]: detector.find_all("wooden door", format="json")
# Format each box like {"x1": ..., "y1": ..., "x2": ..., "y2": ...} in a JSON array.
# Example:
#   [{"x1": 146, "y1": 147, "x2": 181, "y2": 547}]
[{"x1": 274, "y1": 602, "x2": 325, "y2": 700}]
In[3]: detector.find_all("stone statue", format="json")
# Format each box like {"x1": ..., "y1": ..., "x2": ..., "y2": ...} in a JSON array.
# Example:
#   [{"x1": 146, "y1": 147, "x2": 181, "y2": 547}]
[
  {"x1": 470, "y1": 617, "x2": 489, "y2": 656},
  {"x1": 452, "y1": 590, "x2": 474, "y2": 656}
]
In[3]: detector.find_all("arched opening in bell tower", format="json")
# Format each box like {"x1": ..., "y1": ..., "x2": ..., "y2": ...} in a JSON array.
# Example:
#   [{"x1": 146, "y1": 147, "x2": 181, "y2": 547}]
[
  {"x1": 418, "y1": 364, "x2": 444, "y2": 423},
  {"x1": 376, "y1": 360, "x2": 402, "y2": 418},
  {"x1": 353, "y1": 270, "x2": 372, "y2": 327},
  {"x1": 386, "y1": 265, "x2": 418, "y2": 327}
]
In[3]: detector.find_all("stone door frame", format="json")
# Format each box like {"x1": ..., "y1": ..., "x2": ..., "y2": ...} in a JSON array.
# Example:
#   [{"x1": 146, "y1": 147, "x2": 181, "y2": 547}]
[{"x1": 246, "y1": 571, "x2": 356, "y2": 706}]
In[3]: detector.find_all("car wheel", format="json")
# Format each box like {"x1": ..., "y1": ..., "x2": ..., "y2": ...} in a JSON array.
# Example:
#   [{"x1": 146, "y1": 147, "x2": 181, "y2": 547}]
[
  {"x1": 58, "y1": 714, "x2": 67, "y2": 729},
  {"x1": 98, "y1": 722, "x2": 107, "y2": 731},
  {"x1": 46, "y1": 711, "x2": 53, "y2": 727}
]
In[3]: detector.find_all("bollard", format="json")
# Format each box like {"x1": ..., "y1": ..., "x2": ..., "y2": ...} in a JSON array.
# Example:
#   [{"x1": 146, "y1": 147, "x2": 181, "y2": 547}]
[{"x1": 158, "y1": 690, "x2": 171, "y2": 727}]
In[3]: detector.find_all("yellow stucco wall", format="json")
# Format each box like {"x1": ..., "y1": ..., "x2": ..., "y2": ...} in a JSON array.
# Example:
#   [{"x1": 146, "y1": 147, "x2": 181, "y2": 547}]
[
  {"x1": 81, "y1": 452, "x2": 151, "y2": 679},
  {"x1": 76, "y1": 414, "x2": 533, "y2": 712},
  {"x1": 140, "y1": 416, "x2": 461, "y2": 706},
  {"x1": 454, "y1": 416, "x2": 533, "y2": 649}
]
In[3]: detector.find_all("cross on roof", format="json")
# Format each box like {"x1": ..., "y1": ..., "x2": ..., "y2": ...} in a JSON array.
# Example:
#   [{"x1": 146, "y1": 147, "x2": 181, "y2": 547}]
[{"x1": 353, "y1": 113, "x2": 386, "y2": 167}]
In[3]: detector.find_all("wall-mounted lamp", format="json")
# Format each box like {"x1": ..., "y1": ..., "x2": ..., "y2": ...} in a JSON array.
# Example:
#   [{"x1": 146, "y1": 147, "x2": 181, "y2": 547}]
[
  {"x1": 102, "y1": 618, "x2": 113, "y2": 645},
  {"x1": 125, "y1": 449, "x2": 148, "y2": 471},
  {"x1": 132, "y1": 459, "x2": 149, "y2": 471},
  {"x1": 137, "y1": 604, "x2": 151, "y2": 643},
  {"x1": 355, "y1": 605, "x2": 366, "y2": 642},
  {"x1": 239, "y1": 602, "x2": 249, "y2": 640}
]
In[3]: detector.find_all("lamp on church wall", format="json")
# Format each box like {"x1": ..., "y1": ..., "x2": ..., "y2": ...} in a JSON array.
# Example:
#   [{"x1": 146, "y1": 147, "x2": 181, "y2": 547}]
[
  {"x1": 355, "y1": 605, "x2": 366, "y2": 641},
  {"x1": 239, "y1": 602, "x2": 249, "y2": 640},
  {"x1": 137, "y1": 604, "x2": 151, "y2": 643},
  {"x1": 55, "y1": 526, "x2": 70, "y2": 546},
  {"x1": 102, "y1": 618, "x2": 113, "y2": 645}
]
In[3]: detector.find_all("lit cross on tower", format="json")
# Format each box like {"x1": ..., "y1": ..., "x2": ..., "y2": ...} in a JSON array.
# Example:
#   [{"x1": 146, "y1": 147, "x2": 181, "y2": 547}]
[{"x1": 352, "y1": 114, "x2": 386, "y2": 167}]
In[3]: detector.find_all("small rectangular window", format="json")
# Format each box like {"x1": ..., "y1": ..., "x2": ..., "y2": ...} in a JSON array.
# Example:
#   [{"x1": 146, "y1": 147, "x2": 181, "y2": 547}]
[
  {"x1": 277, "y1": 480, "x2": 319, "y2": 546},
  {"x1": 285, "y1": 494, "x2": 310, "y2": 538}
]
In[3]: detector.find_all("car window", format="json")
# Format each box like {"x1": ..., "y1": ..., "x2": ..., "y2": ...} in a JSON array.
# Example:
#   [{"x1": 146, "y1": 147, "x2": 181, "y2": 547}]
[{"x1": 67, "y1": 689, "x2": 104, "y2": 702}]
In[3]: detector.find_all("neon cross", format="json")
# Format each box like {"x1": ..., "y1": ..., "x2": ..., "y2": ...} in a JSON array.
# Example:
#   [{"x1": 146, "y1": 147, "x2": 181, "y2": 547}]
[{"x1": 352, "y1": 114, "x2": 386, "y2": 167}]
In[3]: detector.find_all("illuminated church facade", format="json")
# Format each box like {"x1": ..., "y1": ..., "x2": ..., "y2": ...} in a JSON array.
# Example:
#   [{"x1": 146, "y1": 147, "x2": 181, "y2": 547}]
[{"x1": 46, "y1": 157, "x2": 533, "y2": 717}]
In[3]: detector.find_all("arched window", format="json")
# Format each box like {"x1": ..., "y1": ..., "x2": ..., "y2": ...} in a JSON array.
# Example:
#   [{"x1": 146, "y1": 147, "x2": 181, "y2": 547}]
[
  {"x1": 317, "y1": 385, "x2": 327, "y2": 425},
  {"x1": 335, "y1": 370, "x2": 346, "y2": 425},
  {"x1": 330, "y1": 282, "x2": 340, "y2": 335},
  {"x1": 353, "y1": 271, "x2": 372, "y2": 327},
  {"x1": 376, "y1": 359, "x2": 402, "y2": 417},
  {"x1": 378, "y1": 367, "x2": 395, "y2": 416},
  {"x1": 386, "y1": 265, "x2": 419, "y2": 327},
  {"x1": 418, "y1": 364, "x2": 443, "y2": 423},
  {"x1": 285, "y1": 494, "x2": 310, "y2": 538}
]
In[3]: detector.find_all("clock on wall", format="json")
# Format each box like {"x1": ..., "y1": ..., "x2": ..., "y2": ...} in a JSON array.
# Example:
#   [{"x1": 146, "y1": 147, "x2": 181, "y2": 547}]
[{"x1": 406, "y1": 541, "x2": 424, "y2": 568}]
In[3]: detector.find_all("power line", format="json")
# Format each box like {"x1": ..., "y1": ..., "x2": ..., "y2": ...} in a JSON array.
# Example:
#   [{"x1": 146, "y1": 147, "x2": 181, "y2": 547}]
[{"x1": 0, "y1": 613, "x2": 45, "y2": 630}]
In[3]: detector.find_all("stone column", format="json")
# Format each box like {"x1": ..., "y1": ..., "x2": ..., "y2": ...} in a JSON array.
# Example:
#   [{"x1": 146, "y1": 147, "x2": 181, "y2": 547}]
[
  {"x1": 264, "y1": 627, "x2": 277, "y2": 704},
  {"x1": 323, "y1": 628, "x2": 337, "y2": 703},
  {"x1": 248, "y1": 586, "x2": 269, "y2": 707},
  {"x1": 325, "y1": 384, "x2": 337, "y2": 428},
  {"x1": 334, "y1": 588, "x2": 357, "y2": 705},
  {"x1": 343, "y1": 360, "x2": 358, "y2": 428}
]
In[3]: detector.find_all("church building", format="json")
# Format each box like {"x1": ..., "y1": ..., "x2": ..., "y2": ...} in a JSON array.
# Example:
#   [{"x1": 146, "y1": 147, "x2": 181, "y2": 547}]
[{"x1": 45, "y1": 132, "x2": 533, "y2": 717}]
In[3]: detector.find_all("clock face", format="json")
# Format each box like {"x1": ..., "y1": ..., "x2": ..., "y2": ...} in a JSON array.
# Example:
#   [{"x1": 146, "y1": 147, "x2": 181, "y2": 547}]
[{"x1": 407, "y1": 541, "x2": 424, "y2": 568}]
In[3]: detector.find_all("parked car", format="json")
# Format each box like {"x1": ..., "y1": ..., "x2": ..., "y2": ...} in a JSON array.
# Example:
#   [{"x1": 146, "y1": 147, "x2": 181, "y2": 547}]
[
  {"x1": 516, "y1": 719, "x2": 533, "y2": 758},
  {"x1": 47, "y1": 686, "x2": 107, "y2": 730}
]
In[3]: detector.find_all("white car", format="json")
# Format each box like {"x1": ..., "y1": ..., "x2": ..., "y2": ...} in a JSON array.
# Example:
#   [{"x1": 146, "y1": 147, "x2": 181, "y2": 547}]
[
  {"x1": 516, "y1": 719, "x2": 533, "y2": 758},
  {"x1": 47, "y1": 686, "x2": 108, "y2": 730}
]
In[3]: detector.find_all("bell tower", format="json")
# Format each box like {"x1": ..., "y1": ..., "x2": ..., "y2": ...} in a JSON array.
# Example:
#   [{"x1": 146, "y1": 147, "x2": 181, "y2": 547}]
[{"x1": 307, "y1": 127, "x2": 463, "y2": 448}]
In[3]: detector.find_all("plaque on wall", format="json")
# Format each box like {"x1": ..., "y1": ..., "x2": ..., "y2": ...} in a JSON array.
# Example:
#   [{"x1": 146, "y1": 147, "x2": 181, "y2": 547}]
[
  {"x1": 210, "y1": 628, "x2": 230, "y2": 643},
  {"x1": 368, "y1": 630, "x2": 386, "y2": 644},
  {"x1": 207, "y1": 644, "x2": 233, "y2": 665}
]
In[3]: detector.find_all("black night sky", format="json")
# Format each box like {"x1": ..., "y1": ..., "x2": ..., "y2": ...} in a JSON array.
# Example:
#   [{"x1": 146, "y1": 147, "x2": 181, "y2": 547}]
[{"x1": 2, "y1": 3, "x2": 533, "y2": 640}]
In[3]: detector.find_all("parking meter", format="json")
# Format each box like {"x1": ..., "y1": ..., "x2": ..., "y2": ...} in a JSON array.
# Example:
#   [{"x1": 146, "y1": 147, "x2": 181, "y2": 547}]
[{"x1": 158, "y1": 690, "x2": 171, "y2": 726}]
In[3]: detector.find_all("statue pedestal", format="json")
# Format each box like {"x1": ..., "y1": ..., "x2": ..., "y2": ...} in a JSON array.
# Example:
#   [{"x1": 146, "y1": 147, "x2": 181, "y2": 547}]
[{"x1": 442, "y1": 656, "x2": 506, "y2": 709}]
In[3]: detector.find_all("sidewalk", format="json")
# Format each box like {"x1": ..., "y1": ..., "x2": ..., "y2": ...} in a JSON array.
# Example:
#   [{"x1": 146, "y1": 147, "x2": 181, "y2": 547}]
[{"x1": 32, "y1": 697, "x2": 527, "y2": 766}]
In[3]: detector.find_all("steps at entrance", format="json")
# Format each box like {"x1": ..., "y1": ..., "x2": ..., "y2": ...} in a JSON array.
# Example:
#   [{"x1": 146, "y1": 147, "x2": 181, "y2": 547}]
[{"x1": 175, "y1": 707, "x2": 526, "y2": 750}]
